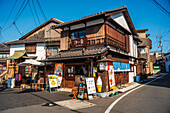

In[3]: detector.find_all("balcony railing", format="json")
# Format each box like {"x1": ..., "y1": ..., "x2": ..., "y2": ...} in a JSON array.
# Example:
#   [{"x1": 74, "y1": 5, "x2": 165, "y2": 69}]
[
  {"x1": 107, "y1": 35, "x2": 126, "y2": 51},
  {"x1": 68, "y1": 35, "x2": 127, "y2": 52}
]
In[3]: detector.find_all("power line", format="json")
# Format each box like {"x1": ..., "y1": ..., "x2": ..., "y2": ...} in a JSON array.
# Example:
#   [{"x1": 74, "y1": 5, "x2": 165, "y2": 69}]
[
  {"x1": 31, "y1": 0, "x2": 40, "y2": 24},
  {"x1": 1, "y1": 0, "x2": 18, "y2": 29},
  {"x1": 2, "y1": 24, "x2": 13, "y2": 32},
  {"x1": 13, "y1": 22, "x2": 22, "y2": 36},
  {"x1": 13, "y1": 0, "x2": 27, "y2": 22},
  {"x1": 14, "y1": 0, "x2": 29, "y2": 23},
  {"x1": 36, "y1": 0, "x2": 47, "y2": 21},
  {"x1": 28, "y1": 0, "x2": 37, "y2": 27},
  {"x1": 153, "y1": 0, "x2": 170, "y2": 16}
]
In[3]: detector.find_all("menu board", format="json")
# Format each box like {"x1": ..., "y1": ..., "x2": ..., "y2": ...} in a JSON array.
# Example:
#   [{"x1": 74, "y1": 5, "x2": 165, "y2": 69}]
[{"x1": 85, "y1": 77, "x2": 96, "y2": 94}]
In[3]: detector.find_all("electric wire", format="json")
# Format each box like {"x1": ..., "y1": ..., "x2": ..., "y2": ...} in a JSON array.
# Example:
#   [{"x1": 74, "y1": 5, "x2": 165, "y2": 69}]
[
  {"x1": 36, "y1": 0, "x2": 47, "y2": 21},
  {"x1": 14, "y1": 0, "x2": 29, "y2": 23},
  {"x1": 13, "y1": 0, "x2": 27, "y2": 22},
  {"x1": 28, "y1": 0, "x2": 37, "y2": 27},
  {"x1": 13, "y1": 22, "x2": 22, "y2": 36},
  {"x1": 2, "y1": 24, "x2": 13, "y2": 32},
  {"x1": 1, "y1": 0, "x2": 18, "y2": 29},
  {"x1": 32, "y1": 0, "x2": 40, "y2": 24},
  {"x1": 153, "y1": 0, "x2": 170, "y2": 16}
]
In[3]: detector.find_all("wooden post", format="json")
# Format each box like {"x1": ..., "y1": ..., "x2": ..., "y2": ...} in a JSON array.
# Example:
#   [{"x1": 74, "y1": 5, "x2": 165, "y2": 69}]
[
  {"x1": 90, "y1": 59, "x2": 93, "y2": 77},
  {"x1": 44, "y1": 62, "x2": 46, "y2": 88}
]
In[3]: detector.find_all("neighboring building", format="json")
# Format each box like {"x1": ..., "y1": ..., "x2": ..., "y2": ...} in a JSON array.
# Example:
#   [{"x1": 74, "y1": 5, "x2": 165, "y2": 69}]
[
  {"x1": 0, "y1": 44, "x2": 10, "y2": 74},
  {"x1": 150, "y1": 52, "x2": 162, "y2": 59},
  {"x1": 150, "y1": 52, "x2": 162, "y2": 74},
  {"x1": 137, "y1": 29, "x2": 153, "y2": 75},
  {"x1": 4, "y1": 17, "x2": 63, "y2": 60},
  {"x1": 3, "y1": 17, "x2": 63, "y2": 85},
  {"x1": 46, "y1": 6, "x2": 140, "y2": 91},
  {"x1": 164, "y1": 52, "x2": 170, "y2": 72}
]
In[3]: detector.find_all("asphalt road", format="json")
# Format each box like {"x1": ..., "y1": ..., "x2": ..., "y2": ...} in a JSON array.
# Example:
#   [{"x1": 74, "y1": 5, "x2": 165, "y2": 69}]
[
  {"x1": 109, "y1": 73, "x2": 170, "y2": 113},
  {"x1": 0, "y1": 73, "x2": 170, "y2": 113}
]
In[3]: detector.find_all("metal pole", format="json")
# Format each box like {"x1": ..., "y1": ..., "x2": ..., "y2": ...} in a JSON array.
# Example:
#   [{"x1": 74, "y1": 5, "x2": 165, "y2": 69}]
[
  {"x1": 160, "y1": 36, "x2": 164, "y2": 72},
  {"x1": 156, "y1": 35, "x2": 164, "y2": 72}
]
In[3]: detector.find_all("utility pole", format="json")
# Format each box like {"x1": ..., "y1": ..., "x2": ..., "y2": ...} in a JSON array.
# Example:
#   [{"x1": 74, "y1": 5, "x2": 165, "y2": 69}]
[{"x1": 156, "y1": 35, "x2": 164, "y2": 72}]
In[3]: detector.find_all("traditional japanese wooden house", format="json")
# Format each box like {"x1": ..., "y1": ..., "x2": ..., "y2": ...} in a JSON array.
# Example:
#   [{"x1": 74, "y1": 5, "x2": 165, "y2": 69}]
[
  {"x1": 45, "y1": 6, "x2": 141, "y2": 92},
  {"x1": 3, "y1": 17, "x2": 63, "y2": 86}
]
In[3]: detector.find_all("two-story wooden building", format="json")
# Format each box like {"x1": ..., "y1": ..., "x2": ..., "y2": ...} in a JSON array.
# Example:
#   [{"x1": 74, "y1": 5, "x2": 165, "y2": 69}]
[
  {"x1": 3, "y1": 17, "x2": 63, "y2": 85},
  {"x1": 46, "y1": 6, "x2": 140, "y2": 92}
]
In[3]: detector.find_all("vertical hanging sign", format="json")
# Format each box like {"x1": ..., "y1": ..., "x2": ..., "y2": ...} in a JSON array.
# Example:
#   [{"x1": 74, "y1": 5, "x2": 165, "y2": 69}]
[
  {"x1": 54, "y1": 63, "x2": 63, "y2": 76},
  {"x1": 108, "y1": 62, "x2": 116, "y2": 89}
]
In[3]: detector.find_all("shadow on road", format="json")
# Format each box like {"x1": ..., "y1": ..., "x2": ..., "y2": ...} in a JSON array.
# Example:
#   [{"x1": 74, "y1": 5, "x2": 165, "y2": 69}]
[{"x1": 139, "y1": 73, "x2": 170, "y2": 89}]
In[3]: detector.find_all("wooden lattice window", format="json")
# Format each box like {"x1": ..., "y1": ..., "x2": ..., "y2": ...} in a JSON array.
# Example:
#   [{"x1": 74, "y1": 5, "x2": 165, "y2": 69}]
[{"x1": 25, "y1": 44, "x2": 36, "y2": 53}]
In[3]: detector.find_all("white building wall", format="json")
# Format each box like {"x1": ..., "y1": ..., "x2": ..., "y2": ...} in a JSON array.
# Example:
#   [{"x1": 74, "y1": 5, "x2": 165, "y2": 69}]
[
  {"x1": 129, "y1": 72, "x2": 134, "y2": 83},
  {"x1": 111, "y1": 13, "x2": 131, "y2": 32},
  {"x1": 129, "y1": 35, "x2": 134, "y2": 57},
  {"x1": 110, "y1": 12, "x2": 138, "y2": 82},
  {"x1": 133, "y1": 40, "x2": 138, "y2": 58},
  {"x1": 36, "y1": 43, "x2": 46, "y2": 60},
  {"x1": 10, "y1": 44, "x2": 25, "y2": 56}
]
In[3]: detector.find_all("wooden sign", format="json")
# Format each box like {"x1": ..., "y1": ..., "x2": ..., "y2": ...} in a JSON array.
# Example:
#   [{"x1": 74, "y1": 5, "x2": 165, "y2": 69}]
[{"x1": 71, "y1": 38, "x2": 87, "y2": 48}]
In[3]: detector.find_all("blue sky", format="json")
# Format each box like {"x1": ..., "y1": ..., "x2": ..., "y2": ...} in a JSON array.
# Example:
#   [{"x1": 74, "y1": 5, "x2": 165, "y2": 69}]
[{"x1": 0, "y1": 0, "x2": 170, "y2": 53}]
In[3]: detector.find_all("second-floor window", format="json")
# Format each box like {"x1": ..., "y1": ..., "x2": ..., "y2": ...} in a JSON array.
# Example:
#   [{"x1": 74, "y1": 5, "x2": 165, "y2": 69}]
[
  {"x1": 25, "y1": 44, "x2": 36, "y2": 54},
  {"x1": 71, "y1": 30, "x2": 86, "y2": 39},
  {"x1": 47, "y1": 46, "x2": 59, "y2": 56}
]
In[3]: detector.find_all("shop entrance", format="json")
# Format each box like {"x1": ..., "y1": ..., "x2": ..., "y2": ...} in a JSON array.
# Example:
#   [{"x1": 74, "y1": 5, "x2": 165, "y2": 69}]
[{"x1": 65, "y1": 65, "x2": 88, "y2": 88}]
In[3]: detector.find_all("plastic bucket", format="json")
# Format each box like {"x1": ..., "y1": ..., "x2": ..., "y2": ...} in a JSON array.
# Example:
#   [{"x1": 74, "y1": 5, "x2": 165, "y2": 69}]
[{"x1": 136, "y1": 76, "x2": 140, "y2": 82}]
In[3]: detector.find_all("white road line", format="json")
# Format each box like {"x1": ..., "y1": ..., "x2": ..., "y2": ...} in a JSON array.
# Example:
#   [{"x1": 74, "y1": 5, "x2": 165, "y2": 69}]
[{"x1": 104, "y1": 73, "x2": 167, "y2": 113}]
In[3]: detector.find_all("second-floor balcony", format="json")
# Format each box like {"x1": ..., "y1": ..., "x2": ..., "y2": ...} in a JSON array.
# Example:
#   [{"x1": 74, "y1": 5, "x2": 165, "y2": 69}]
[{"x1": 68, "y1": 34, "x2": 128, "y2": 52}]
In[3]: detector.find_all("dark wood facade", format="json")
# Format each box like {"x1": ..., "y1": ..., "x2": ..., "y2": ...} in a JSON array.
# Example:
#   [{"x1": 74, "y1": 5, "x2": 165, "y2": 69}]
[{"x1": 47, "y1": 6, "x2": 139, "y2": 91}]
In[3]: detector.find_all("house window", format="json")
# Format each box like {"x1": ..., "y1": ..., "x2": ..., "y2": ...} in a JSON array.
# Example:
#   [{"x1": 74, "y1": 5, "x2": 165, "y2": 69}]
[
  {"x1": 71, "y1": 30, "x2": 86, "y2": 39},
  {"x1": 47, "y1": 46, "x2": 59, "y2": 56},
  {"x1": 25, "y1": 44, "x2": 36, "y2": 53}
]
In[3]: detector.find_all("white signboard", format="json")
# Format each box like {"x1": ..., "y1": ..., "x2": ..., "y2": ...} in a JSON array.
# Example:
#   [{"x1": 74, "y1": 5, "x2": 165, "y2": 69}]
[
  {"x1": 48, "y1": 75, "x2": 62, "y2": 88},
  {"x1": 85, "y1": 77, "x2": 96, "y2": 94}
]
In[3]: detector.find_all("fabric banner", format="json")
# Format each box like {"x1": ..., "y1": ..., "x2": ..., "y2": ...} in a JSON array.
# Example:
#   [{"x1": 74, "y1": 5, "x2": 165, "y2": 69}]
[
  {"x1": 113, "y1": 62, "x2": 121, "y2": 72},
  {"x1": 108, "y1": 62, "x2": 116, "y2": 90},
  {"x1": 54, "y1": 63, "x2": 63, "y2": 76}
]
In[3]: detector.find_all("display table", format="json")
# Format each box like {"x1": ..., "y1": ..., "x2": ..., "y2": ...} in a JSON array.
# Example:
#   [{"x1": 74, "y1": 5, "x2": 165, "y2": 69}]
[{"x1": 31, "y1": 83, "x2": 44, "y2": 91}]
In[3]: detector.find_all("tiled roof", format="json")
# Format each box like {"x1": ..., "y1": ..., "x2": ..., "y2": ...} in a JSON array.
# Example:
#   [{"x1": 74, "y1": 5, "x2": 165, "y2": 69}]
[
  {"x1": 0, "y1": 46, "x2": 10, "y2": 52},
  {"x1": 52, "y1": 6, "x2": 138, "y2": 36},
  {"x1": 48, "y1": 46, "x2": 108, "y2": 59},
  {"x1": 138, "y1": 38, "x2": 152, "y2": 49}
]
